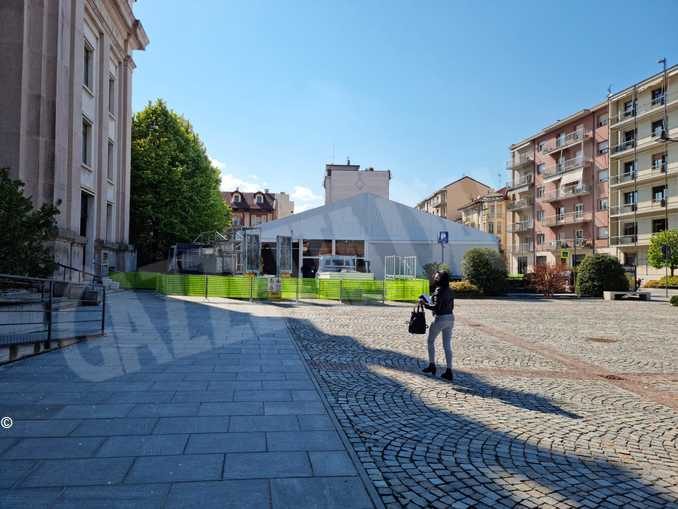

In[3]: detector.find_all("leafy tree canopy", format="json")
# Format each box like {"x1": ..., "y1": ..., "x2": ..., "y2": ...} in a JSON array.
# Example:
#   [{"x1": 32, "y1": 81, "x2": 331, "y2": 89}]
[
  {"x1": 131, "y1": 99, "x2": 230, "y2": 265},
  {"x1": 575, "y1": 254, "x2": 628, "y2": 297},
  {"x1": 0, "y1": 168, "x2": 59, "y2": 278},
  {"x1": 461, "y1": 248, "x2": 507, "y2": 295},
  {"x1": 648, "y1": 229, "x2": 678, "y2": 277}
]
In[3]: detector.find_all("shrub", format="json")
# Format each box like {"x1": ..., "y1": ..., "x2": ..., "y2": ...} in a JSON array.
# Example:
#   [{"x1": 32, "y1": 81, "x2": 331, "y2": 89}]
[
  {"x1": 461, "y1": 248, "x2": 507, "y2": 295},
  {"x1": 575, "y1": 254, "x2": 629, "y2": 297},
  {"x1": 531, "y1": 262, "x2": 569, "y2": 297},
  {"x1": 643, "y1": 276, "x2": 678, "y2": 289},
  {"x1": 670, "y1": 295, "x2": 678, "y2": 307},
  {"x1": 450, "y1": 280, "x2": 480, "y2": 297}
]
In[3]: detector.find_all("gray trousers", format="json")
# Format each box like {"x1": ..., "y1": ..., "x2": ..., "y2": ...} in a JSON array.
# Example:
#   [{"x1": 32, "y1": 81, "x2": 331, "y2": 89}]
[{"x1": 427, "y1": 314, "x2": 454, "y2": 369}]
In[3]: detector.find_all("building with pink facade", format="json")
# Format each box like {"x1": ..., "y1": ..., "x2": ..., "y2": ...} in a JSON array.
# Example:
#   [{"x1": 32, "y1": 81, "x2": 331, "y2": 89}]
[{"x1": 507, "y1": 103, "x2": 610, "y2": 274}]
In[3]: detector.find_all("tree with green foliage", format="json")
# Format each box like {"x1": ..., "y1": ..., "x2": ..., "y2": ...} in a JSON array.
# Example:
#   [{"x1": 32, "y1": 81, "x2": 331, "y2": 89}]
[
  {"x1": 648, "y1": 229, "x2": 678, "y2": 277},
  {"x1": 131, "y1": 100, "x2": 230, "y2": 265},
  {"x1": 0, "y1": 168, "x2": 60, "y2": 278},
  {"x1": 461, "y1": 248, "x2": 507, "y2": 295},
  {"x1": 575, "y1": 254, "x2": 629, "y2": 297}
]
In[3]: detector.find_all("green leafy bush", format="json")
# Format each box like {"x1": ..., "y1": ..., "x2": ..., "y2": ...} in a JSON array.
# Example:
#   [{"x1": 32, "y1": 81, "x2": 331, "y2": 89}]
[
  {"x1": 461, "y1": 248, "x2": 507, "y2": 295},
  {"x1": 670, "y1": 295, "x2": 678, "y2": 307},
  {"x1": 643, "y1": 276, "x2": 678, "y2": 289},
  {"x1": 450, "y1": 280, "x2": 480, "y2": 297},
  {"x1": 575, "y1": 254, "x2": 629, "y2": 297}
]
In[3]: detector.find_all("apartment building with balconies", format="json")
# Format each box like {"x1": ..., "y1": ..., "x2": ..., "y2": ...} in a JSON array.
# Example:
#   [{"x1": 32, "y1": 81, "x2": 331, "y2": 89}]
[
  {"x1": 507, "y1": 104, "x2": 609, "y2": 274},
  {"x1": 607, "y1": 64, "x2": 678, "y2": 279},
  {"x1": 459, "y1": 188, "x2": 508, "y2": 258},
  {"x1": 416, "y1": 176, "x2": 492, "y2": 222}
]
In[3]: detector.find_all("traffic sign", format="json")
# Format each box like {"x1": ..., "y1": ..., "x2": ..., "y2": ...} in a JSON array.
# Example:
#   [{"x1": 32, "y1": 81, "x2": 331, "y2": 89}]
[
  {"x1": 560, "y1": 249, "x2": 570, "y2": 259},
  {"x1": 438, "y1": 231, "x2": 449, "y2": 244}
]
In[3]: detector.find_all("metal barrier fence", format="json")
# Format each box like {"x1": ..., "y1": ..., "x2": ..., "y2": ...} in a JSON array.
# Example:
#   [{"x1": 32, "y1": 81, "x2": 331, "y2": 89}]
[
  {"x1": 0, "y1": 274, "x2": 106, "y2": 347},
  {"x1": 110, "y1": 272, "x2": 429, "y2": 303}
]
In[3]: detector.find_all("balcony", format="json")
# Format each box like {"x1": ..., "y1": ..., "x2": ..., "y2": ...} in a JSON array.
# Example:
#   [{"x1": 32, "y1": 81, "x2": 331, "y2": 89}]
[
  {"x1": 542, "y1": 156, "x2": 591, "y2": 179},
  {"x1": 511, "y1": 243, "x2": 534, "y2": 254},
  {"x1": 507, "y1": 198, "x2": 532, "y2": 211},
  {"x1": 609, "y1": 199, "x2": 673, "y2": 216},
  {"x1": 541, "y1": 211, "x2": 592, "y2": 227},
  {"x1": 544, "y1": 238, "x2": 592, "y2": 251},
  {"x1": 610, "y1": 89, "x2": 678, "y2": 126},
  {"x1": 539, "y1": 184, "x2": 592, "y2": 202},
  {"x1": 610, "y1": 163, "x2": 669, "y2": 186},
  {"x1": 508, "y1": 174, "x2": 533, "y2": 190},
  {"x1": 610, "y1": 132, "x2": 667, "y2": 159},
  {"x1": 507, "y1": 155, "x2": 534, "y2": 172},
  {"x1": 508, "y1": 220, "x2": 534, "y2": 233},
  {"x1": 610, "y1": 234, "x2": 638, "y2": 246},
  {"x1": 540, "y1": 129, "x2": 592, "y2": 154}
]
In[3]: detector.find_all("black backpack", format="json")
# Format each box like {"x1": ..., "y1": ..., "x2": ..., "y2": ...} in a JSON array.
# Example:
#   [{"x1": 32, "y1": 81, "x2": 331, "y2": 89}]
[{"x1": 408, "y1": 303, "x2": 427, "y2": 334}]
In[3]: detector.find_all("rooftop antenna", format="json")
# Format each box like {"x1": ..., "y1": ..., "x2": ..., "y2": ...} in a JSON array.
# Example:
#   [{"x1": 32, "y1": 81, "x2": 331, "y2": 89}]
[
  {"x1": 607, "y1": 84, "x2": 612, "y2": 98},
  {"x1": 347, "y1": 156, "x2": 351, "y2": 165}
]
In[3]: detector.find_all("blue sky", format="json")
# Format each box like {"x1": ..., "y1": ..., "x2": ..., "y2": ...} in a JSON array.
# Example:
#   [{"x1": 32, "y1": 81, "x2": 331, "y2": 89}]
[{"x1": 132, "y1": 0, "x2": 678, "y2": 211}]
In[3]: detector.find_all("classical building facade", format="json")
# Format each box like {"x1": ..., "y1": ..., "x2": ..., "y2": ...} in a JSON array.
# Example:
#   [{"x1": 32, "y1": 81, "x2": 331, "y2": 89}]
[
  {"x1": 607, "y1": 65, "x2": 678, "y2": 280},
  {"x1": 459, "y1": 188, "x2": 508, "y2": 257},
  {"x1": 416, "y1": 176, "x2": 492, "y2": 222},
  {"x1": 323, "y1": 161, "x2": 391, "y2": 205},
  {"x1": 507, "y1": 104, "x2": 610, "y2": 274},
  {"x1": 223, "y1": 190, "x2": 294, "y2": 227},
  {"x1": 0, "y1": 0, "x2": 148, "y2": 277}
]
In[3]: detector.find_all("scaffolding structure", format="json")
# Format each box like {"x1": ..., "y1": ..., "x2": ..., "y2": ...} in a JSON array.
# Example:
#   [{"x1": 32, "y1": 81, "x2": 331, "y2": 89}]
[
  {"x1": 384, "y1": 255, "x2": 417, "y2": 279},
  {"x1": 168, "y1": 228, "x2": 261, "y2": 275}
]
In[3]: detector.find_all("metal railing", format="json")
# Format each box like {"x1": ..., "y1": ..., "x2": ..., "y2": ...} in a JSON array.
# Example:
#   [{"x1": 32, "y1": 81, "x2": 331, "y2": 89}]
[
  {"x1": 542, "y1": 156, "x2": 590, "y2": 178},
  {"x1": 610, "y1": 235, "x2": 638, "y2": 246},
  {"x1": 0, "y1": 274, "x2": 105, "y2": 348},
  {"x1": 507, "y1": 199, "x2": 532, "y2": 210},
  {"x1": 507, "y1": 156, "x2": 534, "y2": 171},
  {"x1": 539, "y1": 184, "x2": 592, "y2": 202},
  {"x1": 544, "y1": 238, "x2": 591, "y2": 250},
  {"x1": 541, "y1": 211, "x2": 592, "y2": 227},
  {"x1": 511, "y1": 243, "x2": 534, "y2": 254},
  {"x1": 540, "y1": 129, "x2": 591, "y2": 153},
  {"x1": 509, "y1": 174, "x2": 533, "y2": 189},
  {"x1": 609, "y1": 200, "x2": 670, "y2": 216},
  {"x1": 611, "y1": 90, "x2": 678, "y2": 124},
  {"x1": 509, "y1": 220, "x2": 534, "y2": 233}
]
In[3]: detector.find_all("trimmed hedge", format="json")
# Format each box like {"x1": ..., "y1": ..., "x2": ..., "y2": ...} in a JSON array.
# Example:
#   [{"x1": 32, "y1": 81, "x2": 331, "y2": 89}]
[
  {"x1": 644, "y1": 276, "x2": 678, "y2": 289},
  {"x1": 575, "y1": 254, "x2": 629, "y2": 297},
  {"x1": 450, "y1": 280, "x2": 481, "y2": 298}
]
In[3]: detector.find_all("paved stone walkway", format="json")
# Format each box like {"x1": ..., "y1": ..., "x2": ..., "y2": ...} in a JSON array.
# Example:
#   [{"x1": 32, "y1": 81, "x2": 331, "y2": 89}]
[
  {"x1": 283, "y1": 298, "x2": 678, "y2": 508},
  {"x1": 0, "y1": 292, "x2": 376, "y2": 508}
]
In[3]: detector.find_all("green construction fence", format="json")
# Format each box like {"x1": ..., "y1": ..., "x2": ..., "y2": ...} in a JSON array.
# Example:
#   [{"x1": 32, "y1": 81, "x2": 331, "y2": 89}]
[{"x1": 110, "y1": 272, "x2": 428, "y2": 303}]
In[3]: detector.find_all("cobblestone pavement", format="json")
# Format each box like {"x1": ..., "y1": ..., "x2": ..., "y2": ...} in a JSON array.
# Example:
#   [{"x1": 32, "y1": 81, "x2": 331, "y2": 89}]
[{"x1": 285, "y1": 298, "x2": 678, "y2": 508}]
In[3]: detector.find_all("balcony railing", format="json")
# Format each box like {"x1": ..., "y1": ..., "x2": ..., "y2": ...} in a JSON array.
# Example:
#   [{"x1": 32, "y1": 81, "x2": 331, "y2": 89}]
[
  {"x1": 509, "y1": 220, "x2": 534, "y2": 233},
  {"x1": 611, "y1": 139, "x2": 636, "y2": 155},
  {"x1": 610, "y1": 234, "x2": 638, "y2": 246},
  {"x1": 540, "y1": 129, "x2": 591, "y2": 154},
  {"x1": 541, "y1": 211, "x2": 592, "y2": 227},
  {"x1": 542, "y1": 156, "x2": 590, "y2": 178},
  {"x1": 609, "y1": 199, "x2": 671, "y2": 216},
  {"x1": 507, "y1": 155, "x2": 534, "y2": 171},
  {"x1": 539, "y1": 184, "x2": 592, "y2": 202},
  {"x1": 507, "y1": 199, "x2": 532, "y2": 210},
  {"x1": 610, "y1": 163, "x2": 669, "y2": 186},
  {"x1": 511, "y1": 243, "x2": 534, "y2": 254},
  {"x1": 543, "y1": 238, "x2": 592, "y2": 251}
]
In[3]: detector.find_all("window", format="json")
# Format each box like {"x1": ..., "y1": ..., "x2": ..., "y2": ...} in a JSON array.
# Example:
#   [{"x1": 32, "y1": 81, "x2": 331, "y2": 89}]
[
  {"x1": 651, "y1": 87, "x2": 665, "y2": 106},
  {"x1": 536, "y1": 256, "x2": 547, "y2": 266},
  {"x1": 557, "y1": 206, "x2": 565, "y2": 219},
  {"x1": 232, "y1": 193, "x2": 241, "y2": 203},
  {"x1": 623, "y1": 161, "x2": 635, "y2": 177},
  {"x1": 536, "y1": 163, "x2": 545, "y2": 175},
  {"x1": 537, "y1": 186, "x2": 544, "y2": 198},
  {"x1": 652, "y1": 185, "x2": 666, "y2": 203},
  {"x1": 623, "y1": 191, "x2": 637, "y2": 205},
  {"x1": 575, "y1": 229, "x2": 584, "y2": 239},
  {"x1": 517, "y1": 257, "x2": 528, "y2": 275},
  {"x1": 303, "y1": 240, "x2": 332, "y2": 257},
  {"x1": 597, "y1": 140, "x2": 609, "y2": 154},
  {"x1": 108, "y1": 75, "x2": 115, "y2": 114},
  {"x1": 652, "y1": 218, "x2": 667, "y2": 233},
  {"x1": 255, "y1": 194, "x2": 264, "y2": 204},
  {"x1": 487, "y1": 222, "x2": 494, "y2": 234},
  {"x1": 575, "y1": 203, "x2": 584, "y2": 217},
  {"x1": 83, "y1": 42, "x2": 94, "y2": 89},
  {"x1": 81, "y1": 118, "x2": 92, "y2": 166},
  {"x1": 107, "y1": 141, "x2": 114, "y2": 180},
  {"x1": 536, "y1": 233, "x2": 545, "y2": 245},
  {"x1": 536, "y1": 210, "x2": 544, "y2": 221},
  {"x1": 537, "y1": 141, "x2": 545, "y2": 152},
  {"x1": 597, "y1": 113, "x2": 608, "y2": 127},
  {"x1": 651, "y1": 119, "x2": 664, "y2": 138},
  {"x1": 623, "y1": 99, "x2": 636, "y2": 117},
  {"x1": 598, "y1": 169, "x2": 608, "y2": 182},
  {"x1": 335, "y1": 240, "x2": 365, "y2": 257},
  {"x1": 623, "y1": 129, "x2": 636, "y2": 143},
  {"x1": 232, "y1": 216, "x2": 242, "y2": 226},
  {"x1": 106, "y1": 203, "x2": 113, "y2": 242},
  {"x1": 623, "y1": 222, "x2": 637, "y2": 236},
  {"x1": 80, "y1": 191, "x2": 91, "y2": 237},
  {"x1": 652, "y1": 152, "x2": 667, "y2": 172},
  {"x1": 598, "y1": 227, "x2": 609, "y2": 239},
  {"x1": 598, "y1": 198, "x2": 608, "y2": 211}
]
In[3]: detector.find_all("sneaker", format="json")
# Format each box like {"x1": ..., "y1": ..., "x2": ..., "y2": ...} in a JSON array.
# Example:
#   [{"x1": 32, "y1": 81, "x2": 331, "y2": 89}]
[
  {"x1": 441, "y1": 369, "x2": 453, "y2": 382},
  {"x1": 422, "y1": 364, "x2": 436, "y2": 375}
]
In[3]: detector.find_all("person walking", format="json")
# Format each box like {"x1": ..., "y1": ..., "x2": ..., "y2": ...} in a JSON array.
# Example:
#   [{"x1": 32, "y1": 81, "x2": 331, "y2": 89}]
[{"x1": 420, "y1": 271, "x2": 455, "y2": 381}]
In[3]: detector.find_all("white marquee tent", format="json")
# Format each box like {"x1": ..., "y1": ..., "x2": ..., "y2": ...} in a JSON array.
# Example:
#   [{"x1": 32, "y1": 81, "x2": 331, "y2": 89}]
[{"x1": 258, "y1": 193, "x2": 499, "y2": 279}]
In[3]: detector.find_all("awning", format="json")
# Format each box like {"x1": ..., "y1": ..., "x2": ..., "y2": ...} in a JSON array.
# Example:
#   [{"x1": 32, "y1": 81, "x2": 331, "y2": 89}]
[{"x1": 560, "y1": 168, "x2": 584, "y2": 187}]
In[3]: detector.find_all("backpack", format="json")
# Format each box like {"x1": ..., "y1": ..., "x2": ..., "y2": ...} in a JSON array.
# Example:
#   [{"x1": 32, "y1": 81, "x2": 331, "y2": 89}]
[{"x1": 408, "y1": 303, "x2": 427, "y2": 334}]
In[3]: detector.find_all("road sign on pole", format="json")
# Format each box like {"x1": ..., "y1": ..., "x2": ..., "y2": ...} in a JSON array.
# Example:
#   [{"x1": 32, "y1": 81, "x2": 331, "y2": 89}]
[{"x1": 438, "y1": 231, "x2": 448, "y2": 264}]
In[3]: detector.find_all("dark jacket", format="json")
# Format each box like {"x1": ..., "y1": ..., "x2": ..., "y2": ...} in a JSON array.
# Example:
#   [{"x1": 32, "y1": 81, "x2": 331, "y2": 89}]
[{"x1": 423, "y1": 286, "x2": 454, "y2": 316}]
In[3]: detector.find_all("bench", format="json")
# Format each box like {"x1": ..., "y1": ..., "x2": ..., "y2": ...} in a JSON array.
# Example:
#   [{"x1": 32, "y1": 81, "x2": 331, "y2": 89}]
[{"x1": 603, "y1": 291, "x2": 651, "y2": 301}]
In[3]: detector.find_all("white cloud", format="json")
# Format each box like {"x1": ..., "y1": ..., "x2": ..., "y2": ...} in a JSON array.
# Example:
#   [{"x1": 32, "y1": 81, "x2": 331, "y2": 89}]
[
  {"x1": 210, "y1": 156, "x2": 268, "y2": 193},
  {"x1": 210, "y1": 157, "x2": 225, "y2": 170},
  {"x1": 290, "y1": 185, "x2": 323, "y2": 212}
]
